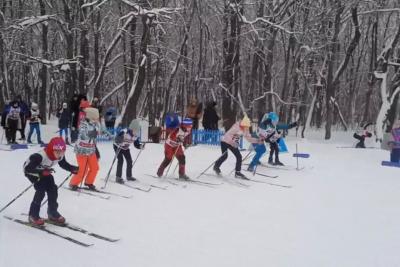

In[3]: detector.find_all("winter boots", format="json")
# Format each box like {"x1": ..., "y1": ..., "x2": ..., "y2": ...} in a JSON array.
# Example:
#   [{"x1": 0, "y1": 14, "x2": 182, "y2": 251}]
[
  {"x1": 28, "y1": 215, "x2": 45, "y2": 226},
  {"x1": 235, "y1": 171, "x2": 247, "y2": 179},
  {"x1": 126, "y1": 177, "x2": 136, "y2": 181},
  {"x1": 247, "y1": 165, "x2": 255, "y2": 172},
  {"x1": 69, "y1": 185, "x2": 78, "y2": 191},
  {"x1": 116, "y1": 177, "x2": 125, "y2": 184},
  {"x1": 179, "y1": 174, "x2": 190, "y2": 180},
  {"x1": 84, "y1": 183, "x2": 96, "y2": 191},
  {"x1": 48, "y1": 210, "x2": 66, "y2": 225},
  {"x1": 213, "y1": 165, "x2": 221, "y2": 175}
]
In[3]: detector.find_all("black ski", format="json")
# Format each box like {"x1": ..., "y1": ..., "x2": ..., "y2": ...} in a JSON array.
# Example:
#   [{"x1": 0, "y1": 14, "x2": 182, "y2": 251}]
[
  {"x1": 254, "y1": 172, "x2": 278, "y2": 179},
  {"x1": 4, "y1": 216, "x2": 93, "y2": 247},
  {"x1": 79, "y1": 187, "x2": 133, "y2": 199},
  {"x1": 62, "y1": 186, "x2": 110, "y2": 200},
  {"x1": 44, "y1": 219, "x2": 119, "y2": 242},
  {"x1": 145, "y1": 174, "x2": 180, "y2": 186}
]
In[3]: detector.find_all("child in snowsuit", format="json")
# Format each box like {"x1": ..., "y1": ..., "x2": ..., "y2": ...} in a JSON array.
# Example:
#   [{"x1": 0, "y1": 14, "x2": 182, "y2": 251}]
[
  {"x1": 157, "y1": 118, "x2": 192, "y2": 180},
  {"x1": 256, "y1": 112, "x2": 297, "y2": 166},
  {"x1": 214, "y1": 116, "x2": 259, "y2": 178},
  {"x1": 113, "y1": 119, "x2": 145, "y2": 184},
  {"x1": 57, "y1": 103, "x2": 70, "y2": 144},
  {"x1": 27, "y1": 102, "x2": 44, "y2": 144},
  {"x1": 69, "y1": 107, "x2": 100, "y2": 191},
  {"x1": 23, "y1": 137, "x2": 78, "y2": 225}
]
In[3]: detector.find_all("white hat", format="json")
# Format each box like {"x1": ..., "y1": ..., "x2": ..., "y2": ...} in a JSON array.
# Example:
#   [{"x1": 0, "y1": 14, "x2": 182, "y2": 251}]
[
  {"x1": 84, "y1": 107, "x2": 99, "y2": 121},
  {"x1": 31, "y1": 102, "x2": 38, "y2": 109}
]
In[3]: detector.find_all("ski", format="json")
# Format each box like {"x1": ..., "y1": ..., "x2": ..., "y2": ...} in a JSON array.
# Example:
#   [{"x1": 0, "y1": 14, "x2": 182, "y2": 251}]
[
  {"x1": 254, "y1": 172, "x2": 279, "y2": 179},
  {"x1": 104, "y1": 179, "x2": 152, "y2": 193},
  {"x1": 174, "y1": 178, "x2": 223, "y2": 187},
  {"x1": 236, "y1": 176, "x2": 292, "y2": 188},
  {"x1": 19, "y1": 214, "x2": 120, "y2": 242},
  {"x1": 204, "y1": 173, "x2": 250, "y2": 188},
  {"x1": 44, "y1": 219, "x2": 120, "y2": 242},
  {"x1": 145, "y1": 174, "x2": 180, "y2": 186},
  {"x1": 4, "y1": 216, "x2": 93, "y2": 247},
  {"x1": 79, "y1": 187, "x2": 133, "y2": 199},
  {"x1": 62, "y1": 187, "x2": 111, "y2": 200}
]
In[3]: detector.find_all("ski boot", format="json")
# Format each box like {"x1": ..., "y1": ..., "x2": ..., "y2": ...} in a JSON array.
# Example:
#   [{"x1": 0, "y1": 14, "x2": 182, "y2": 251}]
[
  {"x1": 69, "y1": 184, "x2": 78, "y2": 191},
  {"x1": 126, "y1": 177, "x2": 136, "y2": 182},
  {"x1": 235, "y1": 171, "x2": 248, "y2": 179},
  {"x1": 48, "y1": 211, "x2": 66, "y2": 225},
  {"x1": 273, "y1": 161, "x2": 284, "y2": 166},
  {"x1": 116, "y1": 177, "x2": 125, "y2": 184},
  {"x1": 84, "y1": 184, "x2": 96, "y2": 191},
  {"x1": 268, "y1": 157, "x2": 273, "y2": 164},
  {"x1": 247, "y1": 165, "x2": 255, "y2": 172},
  {"x1": 179, "y1": 174, "x2": 190, "y2": 180},
  {"x1": 213, "y1": 165, "x2": 221, "y2": 175},
  {"x1": 28, "y1": 215, "x2": 45, "y2": 226}
]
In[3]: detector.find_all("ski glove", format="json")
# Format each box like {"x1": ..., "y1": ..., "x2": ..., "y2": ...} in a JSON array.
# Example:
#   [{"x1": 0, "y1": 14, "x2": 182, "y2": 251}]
[
  {"x1": 95, "y1": 146, "x2": 101, "y2": 159},
  {"x1": 70, "y1": 165, "x2": 79, "y2": 174},
  {"x1": 40, "y1": 168, "x2": 55, "y2": 178}
]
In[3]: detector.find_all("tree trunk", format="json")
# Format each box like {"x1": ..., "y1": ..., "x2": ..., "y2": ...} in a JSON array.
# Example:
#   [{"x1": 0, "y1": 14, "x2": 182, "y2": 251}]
[{"x1": 38, "y1": 0, "x2": 48, "y2": 124}]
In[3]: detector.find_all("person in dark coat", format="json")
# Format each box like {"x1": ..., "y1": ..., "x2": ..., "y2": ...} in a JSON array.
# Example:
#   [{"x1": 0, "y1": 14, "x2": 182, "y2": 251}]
[
  {"x1": 202, "y1": 101, "x2": 220, "y2": 130},
  {"x1": 57, "y1": 102, "x2": 71, "y2": 144},
  {"x1": 16, "y1": 95, "x2": 29, "y2": 141},
  {"x1": 1, "y1": 100, "x2": 11, "y2": 143},
  {"x1": 69, "y1": 94, "x2": 87, "y2": 143},
  {"x1": 4, "y1": 101, "x2": 22, "y2": 144}
]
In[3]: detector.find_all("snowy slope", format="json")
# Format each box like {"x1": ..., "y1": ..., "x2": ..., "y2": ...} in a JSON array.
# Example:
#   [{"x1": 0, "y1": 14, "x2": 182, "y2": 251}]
[{"x1": 0, "y1": 122, "x2": 399, "y2": 267}]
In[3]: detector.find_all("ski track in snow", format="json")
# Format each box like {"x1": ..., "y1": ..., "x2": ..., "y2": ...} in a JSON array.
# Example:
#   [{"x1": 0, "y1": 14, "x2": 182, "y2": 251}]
[{"x1": 1, "y1": 121, "x2": 400, "y2": 267}]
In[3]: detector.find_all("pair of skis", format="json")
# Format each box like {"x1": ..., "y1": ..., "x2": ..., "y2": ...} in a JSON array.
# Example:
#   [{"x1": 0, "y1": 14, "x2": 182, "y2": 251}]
[
  {"x1": 145, "y1": 174, "x2": 222, "y2": 187},
  {"x1": 4, "y1": 215, "x2": 119, "y2": 247},
  {"x1": 63, "y1": 186, "x2": 133, "y2": 199}
]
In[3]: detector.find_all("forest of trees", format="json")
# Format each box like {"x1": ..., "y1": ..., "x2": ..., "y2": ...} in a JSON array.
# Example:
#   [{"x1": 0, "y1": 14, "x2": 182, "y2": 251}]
[{"x1": 1, "y1": 0, "x2": 400, "y2": 140}]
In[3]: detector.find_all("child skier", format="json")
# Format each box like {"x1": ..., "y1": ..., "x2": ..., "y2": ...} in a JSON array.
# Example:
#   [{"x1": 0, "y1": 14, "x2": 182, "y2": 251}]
[
  {"x1": 353, "y1": 123, "x2": 373, "y2": 148},
  {"x1": 69, "y1": 107, "x2": 100, "y2": 191},
  {"x1": 57, "y1": 102, "x2": 70, "y2": 144},
  {"x1": 213, "y1": 115, "x2": 259, "y2": 178},
  {"x1": 27, "y1": 102, "x2": 44, "y2": 144},
  {"x1": 157, "y1": 118, "x2": 192, "y2": 180},
  {"x1": 23, "y1": 137, "x2": 78, "y2": 225},
  {"x1": 113, "y1": 119, "x2": 145, "y2": 184},
  {"x1": 255, "y1": 112, "x2": 297, "y2": 166}
]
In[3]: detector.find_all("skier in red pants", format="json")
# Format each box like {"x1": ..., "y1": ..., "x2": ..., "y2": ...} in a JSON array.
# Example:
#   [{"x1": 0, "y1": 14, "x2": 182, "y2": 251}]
[{"x1": 157, "y1": 118, "x2": 192, "y2": 180}]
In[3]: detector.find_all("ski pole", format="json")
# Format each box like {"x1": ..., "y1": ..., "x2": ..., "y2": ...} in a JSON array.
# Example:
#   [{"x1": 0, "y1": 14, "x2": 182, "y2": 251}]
[
  {"x1": 194, "y1": 150, "x2": 228, "y2": 180},
  {"x1": 0, "y1": 184, "x2": 33, "y2": 214},
  {"x1": 102, "y1": 146, "x2": 122, "y2": 189},
  {"x1": 131, "y1": 145, "x2": 144, "y2": 169},
  {"x1": 172, "y1": 145, "x2": 190, "y2": 175},
  {"x1": 41, "y1": 173, "x2": 73, "y2": 207}
]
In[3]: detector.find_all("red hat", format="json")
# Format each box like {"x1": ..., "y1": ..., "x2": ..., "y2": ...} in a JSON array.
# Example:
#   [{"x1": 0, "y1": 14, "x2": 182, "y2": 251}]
[
  {"x1": 79, "y1": 100, "x2": 91, "y2": 109},
  {"x1": 45, "y1": 137, "x2": 66, "y2": 160}
]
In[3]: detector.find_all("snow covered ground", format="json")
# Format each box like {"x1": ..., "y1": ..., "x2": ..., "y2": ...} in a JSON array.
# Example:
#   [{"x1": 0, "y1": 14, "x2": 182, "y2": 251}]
[{"x1": 0, "y1": 122, "x2": 399, "y2": 267}]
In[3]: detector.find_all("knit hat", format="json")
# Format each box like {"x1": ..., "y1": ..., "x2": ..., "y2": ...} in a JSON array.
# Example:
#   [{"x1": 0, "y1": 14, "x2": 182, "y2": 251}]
[
  {"x1": 84, "y1": 107, "x2": 99, "y2": 121},
  {"x1": 240, "y1": 115, "x2": 251, "y2": 128},
  {"x1": 181, "y1": 118, "x2": 193, "y2": 127},
  {"x1": 80, "y1": 100, "x2": 91, "y2": 109},
  {"x1": 45, "y1": 137, "x2": 66, "y2": 160},
  {"x1": 31, "y1": 102, "x2": 38, "y2": 109}
]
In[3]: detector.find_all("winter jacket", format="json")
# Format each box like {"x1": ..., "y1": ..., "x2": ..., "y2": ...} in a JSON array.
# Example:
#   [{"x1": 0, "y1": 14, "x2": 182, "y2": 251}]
[
  {"x1": 104, "y1": 107, "x2": 117, "y2": 122},
  {"x1": 391, "y1": 128, "x2": 400, "y2": 149},
  {"x1": 166, "y1": 127, "x2": 190, "y2": 148},
  {"x1": 23, "y1": 150, "x2": 74, "y2": 181},
  {"x1": 114, "y1": 129, "x2": 142, "y2": 150},
  {"x1": 27, "y1": 109, "x2": 41, "y2": 124},
  {"x1": 57, "y1": 108, "x2": 70, "y2": 129},
  {"x1": 186, "y1": 102, "x2": 202, "y2": 119},
  {"x1": 221, "y1": 122, "x2": 258, "y2": 148},
  {"x1": 74, "y1": 119, "x2": 99, "y2": 156},
  {"x1": 202, "y1": 102, "x2": 219, "y2": 130},
  {"x1": 259, "y1": 118, "x2": 297, "y2": 143}
]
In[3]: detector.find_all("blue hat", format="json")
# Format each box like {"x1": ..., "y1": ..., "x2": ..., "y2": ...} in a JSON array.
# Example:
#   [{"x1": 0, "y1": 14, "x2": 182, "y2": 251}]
[
  {"x1": 165, "y1": 113, "x2": 180, "y2": 128},
  {"x1": 268, "y1": 112, "x2": 279, "y2": 123}
]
